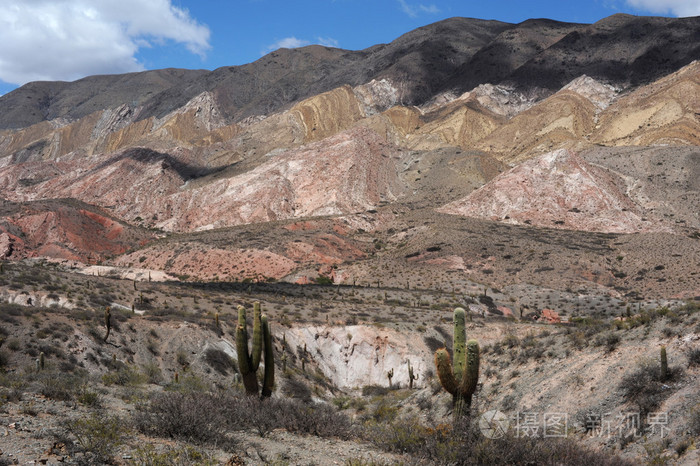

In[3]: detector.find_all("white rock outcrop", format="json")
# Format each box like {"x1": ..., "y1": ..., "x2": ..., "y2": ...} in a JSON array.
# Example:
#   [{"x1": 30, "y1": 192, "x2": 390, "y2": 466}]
[{"x1": 283, "y1": 325, "x2": 431, "y2": 389}]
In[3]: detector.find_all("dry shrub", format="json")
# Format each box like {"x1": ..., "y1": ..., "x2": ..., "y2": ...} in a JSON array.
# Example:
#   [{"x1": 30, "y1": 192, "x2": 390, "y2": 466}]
[
  {"x1": 686, "y1": 347, "x2": 700, "y2": 367},
  {"x1": 64, "y1": 413, "x2": 127, "y2": 464},
  {"x1": 619, "y1": 358, "x2": 683, "y2": 417},
  {"x1": 133, "y1": 391, "x2": 235, "y2": 449},
  {"x1": 203, "y1": 348, "x2": 237, "y2": 375},
  {"x1": 365, "y1": 416, "x2": 635, "y2": 465},
  {"x1": 134, "y1": 390, "x2": 353, "y2": 446},
  {"x1": 38, "y1": 370, "x2": 87, "y2": 401}
]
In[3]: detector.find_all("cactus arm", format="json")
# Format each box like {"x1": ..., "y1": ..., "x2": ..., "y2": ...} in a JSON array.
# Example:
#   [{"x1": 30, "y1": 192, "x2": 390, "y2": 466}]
[
  {"x1": 435, "y1": 348, "x2": 459, "y2": 396},
  {"x1": 251, "y1": 302, "x2": 263, "y2": 370},
  {"x1": 236, "y1": 324, "x2": 250, "y2": 375},
  {"x1": 453, "y1": 307, "x2": 466, "y2": 382},
  {"x1": 236, "y1": 305, "x2": 259, "y2": 395},
  {"x1": 460, "y1": 339, "x2": 480, "y2": 403},
  {"x1": 261, "y1": 315, "x2": 274, "y2": 398}
]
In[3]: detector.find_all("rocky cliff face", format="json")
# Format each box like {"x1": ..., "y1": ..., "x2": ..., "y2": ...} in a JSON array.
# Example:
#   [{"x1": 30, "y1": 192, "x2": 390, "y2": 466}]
[{"x1": 284, "y1": 325, "x2": 431, "y2": 389}]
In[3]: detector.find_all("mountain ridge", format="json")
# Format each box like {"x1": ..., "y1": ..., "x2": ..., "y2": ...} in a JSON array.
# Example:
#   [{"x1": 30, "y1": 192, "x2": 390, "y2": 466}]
[{"x1": 1, "y1": 14, "x2": 698, "y2": 130}]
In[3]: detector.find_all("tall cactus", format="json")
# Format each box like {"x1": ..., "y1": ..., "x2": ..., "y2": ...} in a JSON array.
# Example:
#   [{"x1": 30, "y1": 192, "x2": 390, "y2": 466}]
[
  {"x1": 660, "y1": 346, "x2": 668, "y2": 381},
  {"x1": 435, "y1": 307, "x2": 480, "y2": 419},
  {"x1": 408, "y1": 360, "x2": 418, "y2": 389},
  {"x1": 261, "y1": 315, "x2": 275, "y2": 398},
  {"x1": 103, "y1": 307, "x2": 111, "y2": 342},
  {"x1": 236, "y1": 302, "x2": 274, "y2": 398}
]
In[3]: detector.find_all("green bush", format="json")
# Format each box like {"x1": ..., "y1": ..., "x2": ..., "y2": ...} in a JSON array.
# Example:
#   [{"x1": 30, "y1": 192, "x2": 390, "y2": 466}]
[
  {"x1": 315, "y1": 274, "x2": 333, "y2": 285},
  {"x1": 39, "y1": 371, "x2": 87, "y2": 401},
  {"x1": 65, "y1": 413, "x2": 127, "y2": 463},
  {"x1": 141, "y1": 361, "x2": 163, "y2": 384},
  {"x1": 131, "y1": 444, "x2": 217, "y2": 466},
  {"x1": 76, "y1": 385, "x2": 102, "y2": 408},
  {"x1": 102, "y1": 365, "x2": 147, "y2": 386}
]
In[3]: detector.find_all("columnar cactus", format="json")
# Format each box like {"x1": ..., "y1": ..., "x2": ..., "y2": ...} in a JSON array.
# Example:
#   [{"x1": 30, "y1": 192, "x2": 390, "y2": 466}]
[
  {"x1": 37, "y1": 351, "x2": 45, "y2": 372},
  {"x1": 261, "y1": 315, "x2": 274, "y2": 398},
  {"x1": 660, "y1": 346, "x2": 668, "y2": 381},
  {"x1": 408, "y1": 360, "x2": 417, "y2": 389},
  {"x1": 236, "y1": 302, "x2": 274, "y2": 398},
  {"x1": 435, "y1": 307, "x2": 480, "y2": 419},
  {"x1": 103, "y1": 307, "x2": 111, "y2": 342}
]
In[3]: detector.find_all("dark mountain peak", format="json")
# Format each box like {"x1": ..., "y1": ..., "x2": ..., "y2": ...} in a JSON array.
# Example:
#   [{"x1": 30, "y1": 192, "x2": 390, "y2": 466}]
[{"x1": 1, "y1": 14, "x2": 698, "y2": 131}]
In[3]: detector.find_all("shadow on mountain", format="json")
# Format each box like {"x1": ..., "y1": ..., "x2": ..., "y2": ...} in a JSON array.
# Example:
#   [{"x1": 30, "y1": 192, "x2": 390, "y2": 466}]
[{"x1": 91, "y1": 147, "x2": 228, "y2": 182}]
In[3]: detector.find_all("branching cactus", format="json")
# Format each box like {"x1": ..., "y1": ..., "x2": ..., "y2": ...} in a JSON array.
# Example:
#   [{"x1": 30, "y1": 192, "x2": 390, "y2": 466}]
[
  {"x1": 435, "y1": 307, "x2": 480, "y2": 419},
  {"x1": 236, "y1": 302, "x2": 274, "y2": 398}
]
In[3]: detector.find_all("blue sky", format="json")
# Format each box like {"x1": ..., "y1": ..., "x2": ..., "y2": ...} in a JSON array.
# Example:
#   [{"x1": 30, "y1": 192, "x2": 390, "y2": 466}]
[{"x1": 0, "y1": 0, "x2": 697, "y2": 96}]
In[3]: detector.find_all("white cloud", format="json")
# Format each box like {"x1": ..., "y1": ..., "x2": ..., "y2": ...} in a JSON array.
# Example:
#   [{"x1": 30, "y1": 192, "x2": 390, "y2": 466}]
[
  {"x1": 317, "y1": 37, "x2": 339, "y2": 48},
  {"x1": 626, "y1": 0, "x2": 700, "y2": 16},
  {"x1": 262, "y1": 36, "x2": 339, "y2": 55},
  {"x1": 0, "y1": 0, "x2": 210, "y2": 85},
  {"x1": 420, "y1": 4, "x2": 440, "y2": 14},
  {"x1": 274, "y1": 37, "x2": 311, "y2": 49},
  {"x1": 398, "y1": 0, "x2": 440, "y2": 17},
  {"x1": 398, "y1": 0, "x2": 418, "y2": 17}
]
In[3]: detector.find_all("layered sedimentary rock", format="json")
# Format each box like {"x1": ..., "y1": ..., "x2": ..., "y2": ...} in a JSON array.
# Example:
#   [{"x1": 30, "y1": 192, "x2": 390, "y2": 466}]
[{"x1": 438, "y1": 148, "x2": 668, "y2": 233}]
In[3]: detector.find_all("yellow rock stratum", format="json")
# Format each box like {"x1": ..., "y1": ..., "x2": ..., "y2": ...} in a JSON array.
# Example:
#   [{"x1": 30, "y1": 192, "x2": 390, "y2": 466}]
[{"x1": 592, "y1": 61, "x2": 700, "y2": 146}]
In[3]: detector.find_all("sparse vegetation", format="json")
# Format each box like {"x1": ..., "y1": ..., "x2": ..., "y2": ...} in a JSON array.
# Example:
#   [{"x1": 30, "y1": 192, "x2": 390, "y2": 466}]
[
  {"x1": 0, "y1": 262, "x2": 696, "y2": 464},
  {"x1": 64, "y1": 413, "x2": 127, "y2": 463},
  {"x1": 619, "y1": 357, "x2": 683, "y2": 417}
]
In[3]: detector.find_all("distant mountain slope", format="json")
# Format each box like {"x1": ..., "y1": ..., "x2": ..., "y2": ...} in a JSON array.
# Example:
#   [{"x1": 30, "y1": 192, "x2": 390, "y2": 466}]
[
  {"x1": 437, "y1": 148, "x2": 665, "y2": 233},
  {"x1": 0, "y1": 68, "x2": 206, "y2": 130},
  {"x1": 1, "y1": 14, "x2": 698, "y2": 130},
  {"x1": 0, "y1": 199, "x2": 153, "y2": 263}
]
